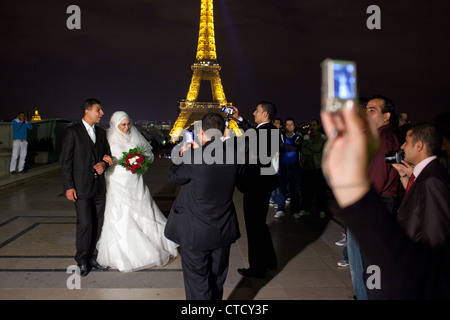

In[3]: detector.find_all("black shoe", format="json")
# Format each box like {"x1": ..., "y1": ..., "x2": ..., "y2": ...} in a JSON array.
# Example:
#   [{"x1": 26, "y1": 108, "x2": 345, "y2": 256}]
[
  {"x1": 237, "y1": 268, "x2": 266, "y2": 278},
  {"x1": 89, "y1": 259, "x2": 108, "y2": 270},
  {"x1": 78, "y1": 263, "x2": 89, "y2": 277},
  {"x1": 10, "y1": 171, "x2": 17, "y2": 175}
]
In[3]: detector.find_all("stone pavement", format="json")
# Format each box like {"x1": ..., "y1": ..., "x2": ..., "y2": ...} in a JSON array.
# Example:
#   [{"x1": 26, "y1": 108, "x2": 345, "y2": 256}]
[{"x1": 0, "y1": 158, "x2": 353, "y2": 300}]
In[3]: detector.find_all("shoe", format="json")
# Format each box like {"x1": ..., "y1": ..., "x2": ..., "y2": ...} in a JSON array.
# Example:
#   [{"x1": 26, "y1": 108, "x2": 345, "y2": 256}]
[
  {"x1": 269, "y1": 201, "x2": 276, "y2": 206},
  {"x1": 285, "y1": 197, "x2": 291, "y2": 204},
  {"x1": 335, "y1": 233, "x2": 347, "y2": 246},
  {"x1": 294, "y1": 210, "x2": 310, "y2": 219},
  {"x1": 237, "y1": 268, "x2": 266, "y2": 278},
  {"x1": 337, "y1": 259, "x2": 349, "y2": 267},
  {"x1": 274, "y1": 211, "x2": 285, "y2": 219},
  {"x1": 319, "y1": 211, "x2": 326, "y2": 219},
  {"x1": 89, "y1": 259, "x2": 108, "y2": 270},
  {"x1": 10, "y1": 171, "x2": 17, "y2": 174},
  {"x1": 18, "y1": 169, "x2": 27, "y2": 174},
  {"x1": 78, "y1": 263, "x2": 89, "y2": 277}
]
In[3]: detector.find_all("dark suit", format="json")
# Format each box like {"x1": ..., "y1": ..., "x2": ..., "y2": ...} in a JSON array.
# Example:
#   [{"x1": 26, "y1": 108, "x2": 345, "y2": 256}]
[
  {"x1": 397, "y1": 158, "x2": 450, "y2": 247},
  {"x1": 165, "y1": 139, "x2": 240, "y2": 300},
  {"x1": 335, "y1": 189, "x2": 450, "y2": 299},
  {"x1": 236, "y1": 120, "x2": 278, "y2": 273},
  {"x1": 61, "y1": 122, "x2": 111, "y2": 265}
]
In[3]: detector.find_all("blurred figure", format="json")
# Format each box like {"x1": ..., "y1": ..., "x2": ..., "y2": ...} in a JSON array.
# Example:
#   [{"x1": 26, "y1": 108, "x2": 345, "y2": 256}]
[
  {"x1": 270, "y1": 117, "x2": 283, "y2": 208},
  {"x1": 398, "y1": 112, "x2": 412, "y2": 144},
  {"x1": 435, "y1": 112, "x2": 450, "y2": 175},
  {"x1": 274, "y1": 118, "x2": 302, "y2": 219},
  {"x1": 297, "y1": 119, "x2": 327, "y2": 219}
]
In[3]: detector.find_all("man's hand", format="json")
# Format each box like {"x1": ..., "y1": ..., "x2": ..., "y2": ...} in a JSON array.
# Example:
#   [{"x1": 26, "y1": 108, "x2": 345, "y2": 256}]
[
  {"x1": 66, "y1": 188, "x2": 77, "y2": 202},
  {"x1": 320, "y1": 101, "x2": 378, "y2": 208},
  {"x1": 392, "y1": 160, "x2": 414, "y2": 178},
  {"x1": 231, "y1": 106, "x2": 240, "y2": 120},
  {"x1": 93, "y1": 161, "x2": 106, "y2": 175}
]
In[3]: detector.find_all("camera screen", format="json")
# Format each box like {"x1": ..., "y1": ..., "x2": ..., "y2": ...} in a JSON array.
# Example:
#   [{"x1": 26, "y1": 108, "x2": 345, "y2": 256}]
[
  {"x1": 185, "y1": 131, "x2": 193, "y2": 143},
  {"x1": 333, "y1": 62, "x2": 356, "y2": 99}
]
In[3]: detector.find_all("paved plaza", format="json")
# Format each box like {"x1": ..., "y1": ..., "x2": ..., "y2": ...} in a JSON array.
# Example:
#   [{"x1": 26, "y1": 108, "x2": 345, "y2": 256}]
[{"x1": 0, "y1": 158, "x2": 352, "y2": 300}]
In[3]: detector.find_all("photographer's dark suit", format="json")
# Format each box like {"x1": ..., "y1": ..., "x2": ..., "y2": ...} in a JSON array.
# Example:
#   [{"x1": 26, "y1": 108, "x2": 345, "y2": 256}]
[
  {"x1": 61, "y1": 122, "x2": 111, "y2": 265},
  {"x1": 236, "y1": 120, "x2": 279, "y2": 276},
  {"x1": 165, "y1": 139, "x2": 240, "y2": 300}
]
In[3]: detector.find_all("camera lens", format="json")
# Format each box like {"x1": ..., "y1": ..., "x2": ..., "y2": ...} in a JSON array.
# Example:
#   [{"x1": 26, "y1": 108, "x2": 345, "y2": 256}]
[{"x1": 385, "y1": 150, "x2": 404, "y2": 163}]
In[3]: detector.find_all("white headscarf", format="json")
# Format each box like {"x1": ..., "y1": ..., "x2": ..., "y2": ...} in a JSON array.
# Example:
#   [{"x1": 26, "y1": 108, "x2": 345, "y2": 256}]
[{"x1": 107, "y1": 111, "x2": 153, "y2": 159}]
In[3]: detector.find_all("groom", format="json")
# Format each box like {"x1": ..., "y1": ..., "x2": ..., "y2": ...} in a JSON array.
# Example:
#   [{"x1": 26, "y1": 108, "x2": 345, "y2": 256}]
[{"x1": 61, "y1": 98, "x2": 111, "y2": 276}]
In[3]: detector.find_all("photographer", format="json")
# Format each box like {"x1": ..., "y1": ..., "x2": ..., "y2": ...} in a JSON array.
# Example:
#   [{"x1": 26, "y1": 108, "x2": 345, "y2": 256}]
[{"x1": 391, "y1": 123, "x2": 450, "y2": 248}]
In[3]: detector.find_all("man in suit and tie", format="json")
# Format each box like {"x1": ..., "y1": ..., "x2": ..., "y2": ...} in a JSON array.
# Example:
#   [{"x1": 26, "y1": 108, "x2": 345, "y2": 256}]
[
  {"x1": 61, "y1": 98, "x2": 111, "y2": 276},
  {"x1": 392, "y1": 122, "x2": 450, "y2": 247},
  {"x1": 165, "y1": 113, "x2": 240, "y2": 300},
  {"x1": 230, "y1": 101, "x2": 279, "y2": 278}
]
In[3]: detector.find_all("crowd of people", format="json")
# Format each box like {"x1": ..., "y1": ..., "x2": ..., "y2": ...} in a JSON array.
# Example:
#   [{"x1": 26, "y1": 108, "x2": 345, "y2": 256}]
[{"x1": 48, "y1": 94, "x2": 450, "y2": 300}]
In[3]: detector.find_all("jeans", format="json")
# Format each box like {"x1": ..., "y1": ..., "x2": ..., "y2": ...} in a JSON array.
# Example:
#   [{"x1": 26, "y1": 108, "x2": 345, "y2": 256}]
[
  {"x1": 347, "y1": 229, "x2": 368, "y2": 300},
  {"x1": 276, "y1": 163, "x2": 300, "y2": 213}
]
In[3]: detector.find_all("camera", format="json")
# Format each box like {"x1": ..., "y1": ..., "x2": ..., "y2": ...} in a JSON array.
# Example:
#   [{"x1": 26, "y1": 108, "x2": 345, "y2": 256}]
[
  {"x1": 321, "y1": 59, "x2": 357, "y2": 113},
  {"x1": 184, "y1": 130, "x2": 193, "y2": 143},
  {"x1": 385, "y1": 149, "x2": 404, "y2": 163},
  {"x1": 221, "y1": 106, "x2": 234, "y2": 115}
]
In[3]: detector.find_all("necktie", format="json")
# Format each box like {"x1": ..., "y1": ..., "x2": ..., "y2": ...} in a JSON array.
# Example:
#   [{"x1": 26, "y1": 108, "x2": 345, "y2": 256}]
[
  {"x1": 405, "y1": 173, "x2": 415, "y2": 196},
  {"x1": 88, "y1": 127, "x2": 96, "y2": 143}
]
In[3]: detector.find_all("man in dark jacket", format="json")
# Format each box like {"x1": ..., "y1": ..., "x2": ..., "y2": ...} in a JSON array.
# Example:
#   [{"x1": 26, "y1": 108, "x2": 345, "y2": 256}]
[
  {"x1": 165, "y1": 113, "x2": 240, "y2": 300},
  {"x1": 230, "y1": 101, "x2": 279, "y2": 278}
]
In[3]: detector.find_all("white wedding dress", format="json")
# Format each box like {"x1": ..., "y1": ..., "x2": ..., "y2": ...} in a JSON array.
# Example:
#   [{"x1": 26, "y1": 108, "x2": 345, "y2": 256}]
[{"x1": 96, "y1": 111, "x2": 178, "y2": 272}]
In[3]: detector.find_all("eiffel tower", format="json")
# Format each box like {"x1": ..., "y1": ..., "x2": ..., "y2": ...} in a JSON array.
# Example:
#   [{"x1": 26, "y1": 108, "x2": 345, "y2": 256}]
[{"x1": 170, "y1": 0, "x2": 234, "y2": 141}]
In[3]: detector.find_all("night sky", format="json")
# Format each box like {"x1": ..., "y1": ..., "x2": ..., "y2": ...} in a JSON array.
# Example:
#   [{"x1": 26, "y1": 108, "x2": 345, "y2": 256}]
[{"x1": 1, "y1": 0, "x2": 449, "y2": 127}]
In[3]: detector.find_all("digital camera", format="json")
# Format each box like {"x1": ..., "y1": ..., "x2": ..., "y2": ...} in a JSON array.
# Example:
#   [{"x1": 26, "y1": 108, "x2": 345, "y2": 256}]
[
  {"x1": 221, "y1": 106, "x2": 234, "y2": 115},
  {"x1": 321, "y1": 59, "x2": 357, "y2": 113},
  {"x1": 385, "y1": 149, "x2": 404, "y2": 163}
]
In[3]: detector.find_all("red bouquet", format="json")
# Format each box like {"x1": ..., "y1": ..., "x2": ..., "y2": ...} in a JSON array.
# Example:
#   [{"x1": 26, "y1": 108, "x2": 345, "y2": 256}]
[{"x1": 117, "y1": 145, "x2": 150, "y2": 175}]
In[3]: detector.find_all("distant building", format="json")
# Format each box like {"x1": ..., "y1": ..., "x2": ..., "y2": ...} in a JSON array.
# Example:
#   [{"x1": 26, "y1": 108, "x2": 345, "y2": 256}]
[{"x1": 31, "y1": 109, "x2": 41, "y2": 121}]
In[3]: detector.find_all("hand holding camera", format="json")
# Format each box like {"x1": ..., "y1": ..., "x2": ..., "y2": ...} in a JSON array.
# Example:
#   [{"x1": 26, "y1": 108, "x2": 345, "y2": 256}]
[{"x1": 392, "y1": 160, "x2": 414, "y2": 180}]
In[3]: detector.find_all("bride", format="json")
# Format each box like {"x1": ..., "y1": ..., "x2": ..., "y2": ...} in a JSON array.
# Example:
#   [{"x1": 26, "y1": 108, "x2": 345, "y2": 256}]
[{"x1": 96, "y1": 111, "x2": 178, "y2": 272}]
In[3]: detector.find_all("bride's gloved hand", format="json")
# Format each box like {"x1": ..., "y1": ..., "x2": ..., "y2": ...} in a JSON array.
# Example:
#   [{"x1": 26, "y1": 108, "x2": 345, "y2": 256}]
[{"x1": 103, "y1": 155, "x2": 114, "y2": 165}]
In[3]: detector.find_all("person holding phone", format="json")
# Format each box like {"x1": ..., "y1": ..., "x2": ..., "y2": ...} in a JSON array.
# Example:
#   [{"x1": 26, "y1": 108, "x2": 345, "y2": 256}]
[{"x1": 9, "y1": 111, "x2": 33, "y2": 174}]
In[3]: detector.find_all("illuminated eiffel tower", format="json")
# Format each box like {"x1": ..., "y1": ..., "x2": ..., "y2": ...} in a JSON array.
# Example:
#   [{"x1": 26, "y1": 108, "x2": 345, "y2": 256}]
[{"x1": 170, "y1": 0, "x2": 234, "y2": 141}]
